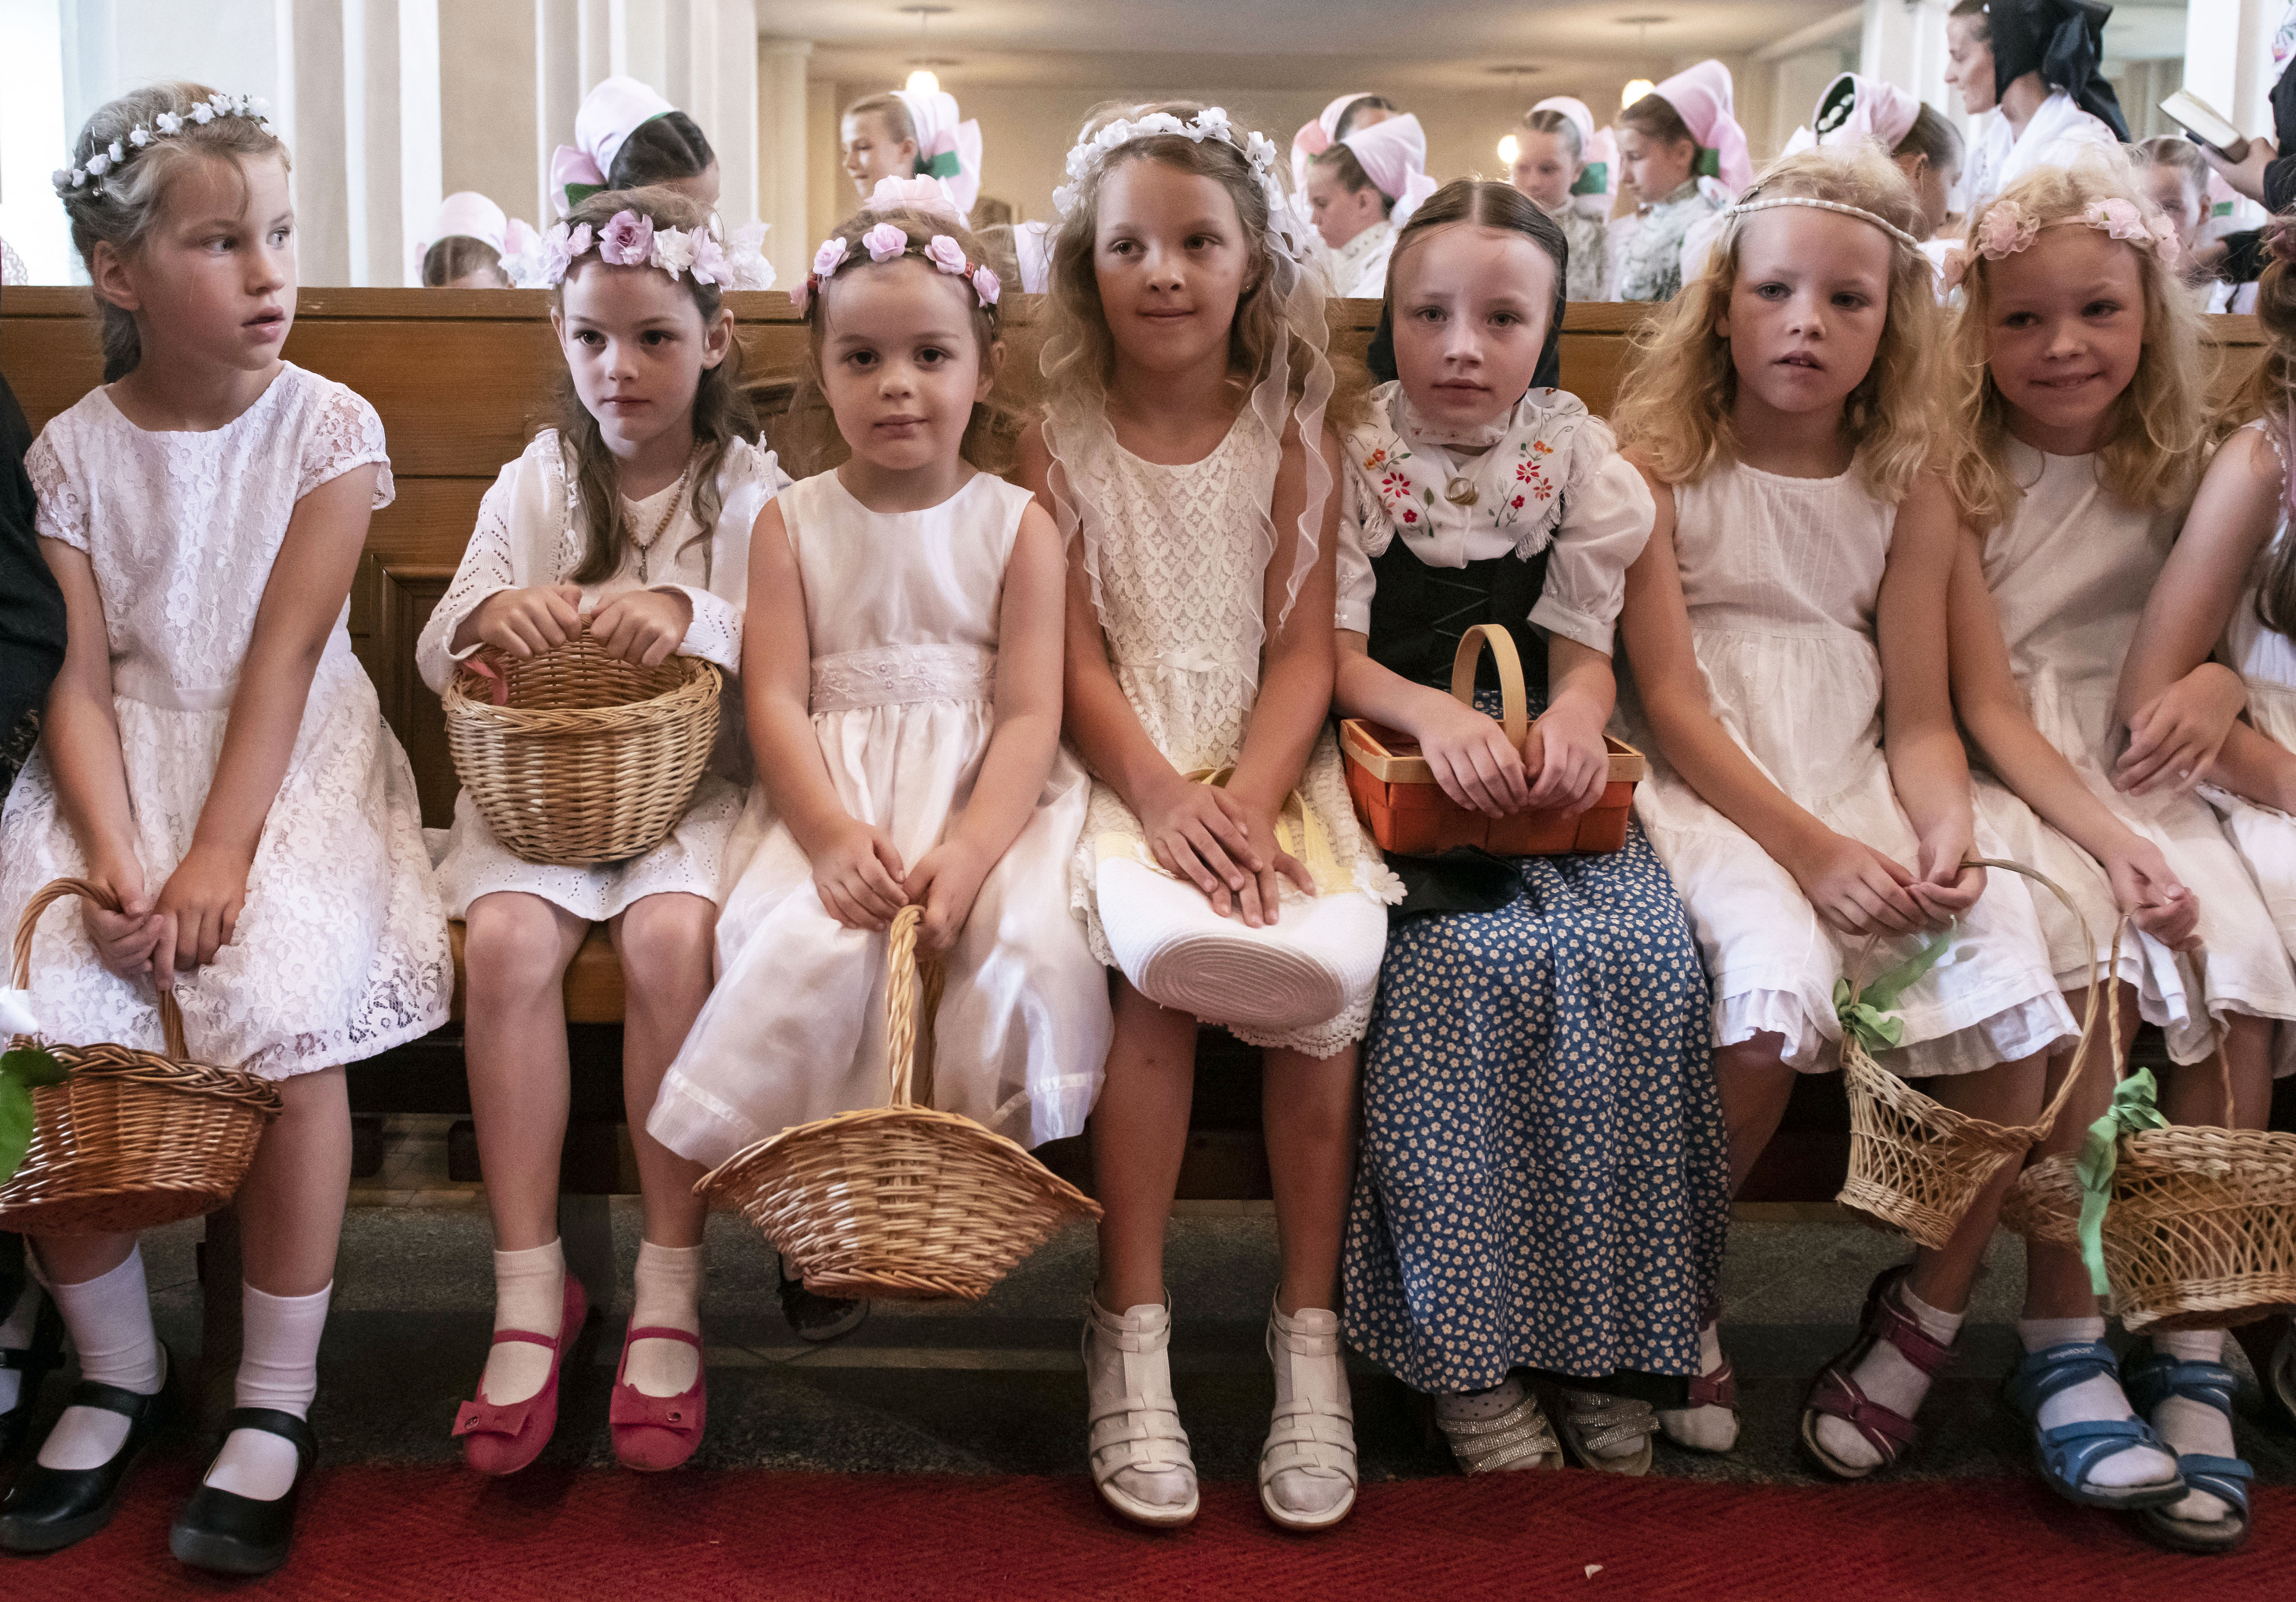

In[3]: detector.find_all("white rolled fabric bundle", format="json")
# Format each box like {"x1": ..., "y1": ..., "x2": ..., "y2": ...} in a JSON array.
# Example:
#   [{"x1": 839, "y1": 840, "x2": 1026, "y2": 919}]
[
  {"x1": 893, "y1": 87, "x2": 984, "y2": 214},
  {"x1": 1339, "y1": 112, "x2": 1440, "y2": 230}
]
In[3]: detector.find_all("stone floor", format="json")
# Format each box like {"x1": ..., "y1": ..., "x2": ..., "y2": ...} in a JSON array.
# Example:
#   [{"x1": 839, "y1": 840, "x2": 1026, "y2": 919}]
[{"x1": 6, "y1": 1113, "x2": 2293, "y2": 1492}]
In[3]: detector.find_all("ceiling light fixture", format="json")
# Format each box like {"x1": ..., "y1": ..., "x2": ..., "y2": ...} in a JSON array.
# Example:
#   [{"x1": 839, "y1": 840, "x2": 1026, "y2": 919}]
[
  {"x1": 898, "y1": 5, "x2": 952, "y2": 94},
  {"x1": 1494, "y1": 65, "x2": 1536, "y2": 165},
  {"x1": 1618, "y1": 15, "x2": 1666, "y2": 108}
]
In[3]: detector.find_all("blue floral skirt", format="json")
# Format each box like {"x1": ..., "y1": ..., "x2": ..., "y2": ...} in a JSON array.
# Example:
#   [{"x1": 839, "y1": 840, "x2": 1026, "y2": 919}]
[{"x1": 1341, "y1": 818, "x2": 1728, "y2": 1397}]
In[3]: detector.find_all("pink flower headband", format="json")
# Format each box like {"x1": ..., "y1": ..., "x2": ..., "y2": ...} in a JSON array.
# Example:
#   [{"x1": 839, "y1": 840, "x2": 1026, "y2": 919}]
[
  {"x1": 531, "y1": 207, "x2": 770, "y2": 290},
  {"x1": 1942, "y1": 196, "x2": 2182, "y2": 291},
  {"x1": 790, "y1": 220, "x2": 1003, "y2": 318}
]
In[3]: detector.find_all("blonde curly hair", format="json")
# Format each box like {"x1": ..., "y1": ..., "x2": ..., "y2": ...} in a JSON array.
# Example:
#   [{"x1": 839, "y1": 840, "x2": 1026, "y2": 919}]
[
  {"x1": 1610, "y1": 143, "x2": 1943, "y2": 504},
  {"x1": 1943, "y1": 160, "x2": 2207, "y2": 531}
]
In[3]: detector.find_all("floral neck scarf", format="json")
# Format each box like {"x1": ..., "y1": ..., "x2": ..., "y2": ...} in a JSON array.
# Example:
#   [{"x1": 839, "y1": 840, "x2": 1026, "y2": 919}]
[{"x1": 1350, "y1": 380, "x2": 1593, "y2": 557}]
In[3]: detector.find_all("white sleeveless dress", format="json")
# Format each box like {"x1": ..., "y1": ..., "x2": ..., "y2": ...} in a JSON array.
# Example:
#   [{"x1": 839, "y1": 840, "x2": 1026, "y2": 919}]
[
  {"x1": 1061, "y1": 417, "x2": 1397, "y2": 1060},
  {"x1": 1618, "y1": 460, "x2": 2072, "y2": 1076},
  {"x1": 1967, "y1": 444, "x2": 2296, "y2": 1063},
  {"x1": 2, "y1": 366, "x2": 451, "y2": 1078},
  {"x1": 647, "y1": 470, "x2": 1109, "y2": 1167}
]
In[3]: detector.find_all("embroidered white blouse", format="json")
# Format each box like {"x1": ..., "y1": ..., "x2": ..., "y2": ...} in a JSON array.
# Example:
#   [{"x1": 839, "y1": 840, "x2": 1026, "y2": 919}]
[{"x1": 1336, "y1": 380, "x2": 1655, "y2": 654}]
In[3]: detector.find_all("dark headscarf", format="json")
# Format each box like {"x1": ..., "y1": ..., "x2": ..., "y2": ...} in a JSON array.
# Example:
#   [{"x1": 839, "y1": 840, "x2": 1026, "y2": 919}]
[
  {"x1": 0, "y1": 362, "x2": 66, "y2": 755},
  {"x1": 1988, "y1": 0, "x2": 2130, "y2": 142},
  {"x1": 1366, "y1": 185, "x2": 1569, "y2": 395}
]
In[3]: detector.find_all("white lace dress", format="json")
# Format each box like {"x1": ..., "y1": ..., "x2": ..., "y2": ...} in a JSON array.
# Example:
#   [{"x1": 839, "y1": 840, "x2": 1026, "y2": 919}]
[
  {"x1": 647, "y1": 471, "x2": 1110, "y2": 1166},
  {"x1": 1327, "y1": 220, "x2": 1397, "y2": 299},
  {"x1": 414, "y1": 431, "x2": 788, "y2": 919},
  {"x1": 1617, "y1": 460, "x2": 2074, "y2": 1077},
  {"x1": 2, "y1": 365, "x2": 451, "y2": 1079},
  {"x1": 1968, "y1": 444, "x2": 2296, "y2": 1063},
  {"x1": 1062, "y1": 416, "x2": 1397, "y2": 1059}
]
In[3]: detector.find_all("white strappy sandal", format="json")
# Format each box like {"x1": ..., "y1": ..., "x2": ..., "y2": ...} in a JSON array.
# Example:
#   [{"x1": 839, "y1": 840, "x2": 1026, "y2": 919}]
[
  {"x1": 1259, "y1": 1304, "x2": 1358, "y2": 1531},
  {"x1": 1083, "y1": 1296, "x2": 1198, "y2": 1528}
]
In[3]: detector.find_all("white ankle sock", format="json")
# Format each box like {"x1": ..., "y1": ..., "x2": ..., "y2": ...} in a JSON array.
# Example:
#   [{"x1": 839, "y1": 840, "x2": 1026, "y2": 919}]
[
  {"x1": 482, "y1": 1241, "x2": 566, "y2": 1407},
  {"x1": 2016, "y1": 1315, "x2": 2177, "y2": 1490},
  {"x1": 1658, "y1": 1320, "x2": 1738, "y2": 1451},
  {"x1": 624, "y1": 1241, "x2": 703, "y2": 1397},
  {"x1": 0, "y1": 1274, "x2": 40, "y2": 1416},
  {"x1": 2151, "y1": 1329, "x2": 2237, "y2": 1524},
  {"x1": 204, "y1": 1283, "x2": 330, "y2": 1501},
  {"x1": 1812, "y1": 1283, "x2": 1962, "y2": 1472},
  {"x1": 36, "y1": 1247, "x2": 164, "y2": 1471}
]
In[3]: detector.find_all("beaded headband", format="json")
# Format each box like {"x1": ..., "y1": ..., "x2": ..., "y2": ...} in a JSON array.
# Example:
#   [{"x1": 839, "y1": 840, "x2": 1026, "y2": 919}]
[
  {"x1": 1943, "y1": 196, "x2": 2182, "y2": 291},
  {"x1": 791, "y1": 221, "x2": 1002, "y2": 317},
  {"x1": 52, "y1": 92, "x2": 277, "y2": 199},
  {"x1": 1052, "y1": 106, "x2": 1281, "y2": 218},
  {"x1": 532, "y1": 207, "x2": 764, "y2": 289},
  {"x1": 1722, "y1": 194, "x2": 1924, "y2": 253}
]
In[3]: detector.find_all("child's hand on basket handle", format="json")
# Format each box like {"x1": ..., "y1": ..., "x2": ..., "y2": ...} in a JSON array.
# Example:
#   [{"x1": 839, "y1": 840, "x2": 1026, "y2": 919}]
[
  {"x1": 1906, "y1": 822, "x2": 1984, "y2": 927},
  {"x1": 463, "y1": 585, "x2": 584, "y2": 658},
  {"x1": 813, "y1": 818, "x2": 909, "y2": 932},
  {"x1": 1783, "y1": 830, "x2": 1927, "y2": 939},
  {"x1": 78, "y1": 863, "x2": 166, "y2": 982},
  {"x1": 1523, "y1": 700, "x2": 1610, "y2": 816},
  {"x1": 1415, "y1": 693, "x2": 1529, "y2": 817},
  {"x1": 589, "y1": 588, "x2": 693, "y2": 668},
  {"x1": 2114, "y1": 663, "x2": 2244, "y2": 797},
  {"x1": 153, "y1": 840, "x2": 253, "y2": 973},
  {"x1": 2099, "y1": 833, "x2": 2202, "y2": 951},
  {"x1": 907, "y1": 838, "x2": 990, "y2": 954}
]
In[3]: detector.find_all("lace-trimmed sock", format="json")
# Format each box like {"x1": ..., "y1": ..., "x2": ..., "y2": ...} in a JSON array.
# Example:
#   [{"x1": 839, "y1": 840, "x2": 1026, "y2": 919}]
[
  {"x1": 2151, "y1": 1329, "x2": 2237, "y2": 1523},
  {"x1": 1811, "y1": 1282, "x2": 1962, "y2": 1472},
  {"x1": 204, "y1": 1283, "x2": 330, "y2": 1501},
  {"x1": 2017, "y1": 1315, "x2": 2177, "y2": 1489},
  {"x1": 35, "y1": 1247, "x2": 164, "y2": 1471},
  {"x1": 481, "y1": 1241, "x2": 566, "y2": 1408}
]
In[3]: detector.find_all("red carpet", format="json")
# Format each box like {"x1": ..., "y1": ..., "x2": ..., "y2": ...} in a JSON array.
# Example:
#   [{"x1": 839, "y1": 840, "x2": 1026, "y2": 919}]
[{"x1": 2, "y1": 1465, "x2": 2289, "y2": 1601}]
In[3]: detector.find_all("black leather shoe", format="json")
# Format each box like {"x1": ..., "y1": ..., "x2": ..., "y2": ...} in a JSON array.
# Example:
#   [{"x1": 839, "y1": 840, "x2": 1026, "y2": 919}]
[
  {"x1": 0, "y1": 1345, "x2": 172, "y2": 1553},
  {"x1": 0, "y1": 1293, "x2": 68, "y2": 1461},
  {"x1": 168, "y1": 1407, "x2": 316, "y2": 1577}
]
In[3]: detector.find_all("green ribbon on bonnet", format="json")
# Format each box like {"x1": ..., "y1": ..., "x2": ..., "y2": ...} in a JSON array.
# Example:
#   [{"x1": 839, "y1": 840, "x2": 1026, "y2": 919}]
[
  {"x1": 915, "y1": 150, "x2": 963, "y2": 180},
  {"x1": 1833, "y1": 921, "x2": 1961, "y2": 1054},
  {"x1": 1570, "y1": 162, "x2": 1608, "y2": 197},
  {"x1": 2074, "y1": 1068, "x2": 2168, "y2": 1296},
  {"x1": 1692, "y1": 147, "x2": 1721, "y2": 180}
]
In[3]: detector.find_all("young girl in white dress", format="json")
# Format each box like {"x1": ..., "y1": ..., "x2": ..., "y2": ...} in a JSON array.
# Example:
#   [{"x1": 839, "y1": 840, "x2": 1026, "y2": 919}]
[
  {"x1": 1017, "y1": 103, "x2": 1394, "y2": 1535},
  {"x1": 1950, "y1": 166, "x2": 2296, "y2": 1553},
  {"x1": 648, "y1": 191, "x2": 1108, "y2": 1188},
  {"x1": 0, "y1": 84, "x2": 451, "y2": 1573},
  {"x1": 418, "y1": 187, "x2": 787, "y2": 1478},
  {"x1": 1611, "y1": 146, "x2": 2075, "y2": 1478}
]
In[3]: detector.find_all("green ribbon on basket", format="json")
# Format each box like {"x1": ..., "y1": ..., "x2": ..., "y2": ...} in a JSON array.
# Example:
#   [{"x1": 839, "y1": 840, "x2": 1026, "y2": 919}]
[
  {"x1": 2074, "y1": 1068, "x2": 2169, "y2": 1296},
  {"x1": 1833, "y1": 921, "x2": 1961, "y2": 1053},
  {"x1": 0, "y1": 1044, "x2": 70, "y2": 1185}
]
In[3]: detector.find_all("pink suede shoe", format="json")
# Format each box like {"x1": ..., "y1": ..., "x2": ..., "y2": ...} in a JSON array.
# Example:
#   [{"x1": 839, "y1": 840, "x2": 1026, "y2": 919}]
[
  {"x1": 452, "y1": 1274, "x2": 588, "y2": 1476},
  {"x1": 609, "y1": 1326, "x2": 705, "y2": 1472}
]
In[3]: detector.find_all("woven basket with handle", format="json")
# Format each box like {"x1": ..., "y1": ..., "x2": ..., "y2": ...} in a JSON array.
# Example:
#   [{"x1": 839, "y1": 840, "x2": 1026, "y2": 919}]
[
  {"x1": 1836, "y1": 859, "x2": 2112, "y2": 1250},
  {"x1": 2002, "y1": 948, "x2": 2296, "y2": 1333},
  {"x1": 444, "y1": 630, "x2": 721, "y2": 867},
  {"x1": 699, "y1": 905, "x2": 1102, "y2": 1301},
  {"x1": 0, "y1": 879, "x2": 282, "y2": 1236}
]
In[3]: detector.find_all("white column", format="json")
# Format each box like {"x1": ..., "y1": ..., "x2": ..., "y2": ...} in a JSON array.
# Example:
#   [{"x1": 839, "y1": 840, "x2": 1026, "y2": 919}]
[
  {"x1": 713, "y1": 0, "x2": 760, "y2": 227},
  {"x1": 758, "y1": 36, "x2": 808, "y2": 281},
  {"x1": 2185, "y1": 0, "x2": 2281, "y2": 138},
  {"x1": 340, "y1": 0, "x2": 441, "y2": 285},
  {"x1": 285, "y1": 0, "x2": 352, "y2": 285}
]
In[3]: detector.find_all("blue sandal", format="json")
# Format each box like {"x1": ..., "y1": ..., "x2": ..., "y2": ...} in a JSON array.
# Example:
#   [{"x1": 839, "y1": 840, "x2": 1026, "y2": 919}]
[
  {"x1": 2122, "y1": 1347, "x2": 2254, "y2": 1554},
  {"x1": 2002, "y1": 1341, "x2": 2185, "y2": 1512}
]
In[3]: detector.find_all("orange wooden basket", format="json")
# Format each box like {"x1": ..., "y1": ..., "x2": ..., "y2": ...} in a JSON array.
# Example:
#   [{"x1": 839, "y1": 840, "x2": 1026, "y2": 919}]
[{"x1": 1342, "y1": 624, "x2": 1646, "y2": 857}]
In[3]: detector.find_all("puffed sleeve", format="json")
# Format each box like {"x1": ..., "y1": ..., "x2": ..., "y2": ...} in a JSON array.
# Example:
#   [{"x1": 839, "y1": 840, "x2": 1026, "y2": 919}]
[
  {"x1": 298, "y1": 382, "x2": 395, "y2": 509},
  {"x1": 415, "y1": 461, "x2": 526, "y2": 693},
  {"x1": 1334, "y1": 458, "x2": 1384, "y2": 636},
  {"x1": 24, "y1": 431, "x2": 86, "y2": 552},
  {"x1": 1528, "y1": 422, "x2": 1653, "y2": 656}
]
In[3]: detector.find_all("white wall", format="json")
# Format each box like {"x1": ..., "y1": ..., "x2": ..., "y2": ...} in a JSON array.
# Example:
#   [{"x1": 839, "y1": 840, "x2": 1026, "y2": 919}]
[{"x1": 0, "y1": 0, "x2": 75, "y2": 282}]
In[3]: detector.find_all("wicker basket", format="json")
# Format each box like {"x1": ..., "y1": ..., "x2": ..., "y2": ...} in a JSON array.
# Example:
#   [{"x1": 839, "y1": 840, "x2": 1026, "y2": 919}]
[
  {"x1": 0, "y1": 879, "x2": 283, "y2": 1235},
  {"x1": 699, "y1": 906, "x2": 1102, "y2": 1300},
  {"x1": 1836, "y1": 859, "x2": 2112, "y2": 1250},
  {"x1": 2002, "y1": 950, "x2": 2296, "y2": 1332},
  {"x1": 444, "y1": 631, "x2": 721, "y2": 867}
]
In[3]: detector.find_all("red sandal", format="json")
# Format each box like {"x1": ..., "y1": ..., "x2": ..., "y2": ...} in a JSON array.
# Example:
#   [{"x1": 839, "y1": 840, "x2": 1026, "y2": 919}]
[
  {"x1": 1799, "y1": 1265, "x2": 1953, "y2": 1480},
  {"x1": 609, "y1": 1326, "x2": 706, "y2": 1472},
  {"x1": 452, "y1": 1273, "x2": 588, "y2": 1476}
]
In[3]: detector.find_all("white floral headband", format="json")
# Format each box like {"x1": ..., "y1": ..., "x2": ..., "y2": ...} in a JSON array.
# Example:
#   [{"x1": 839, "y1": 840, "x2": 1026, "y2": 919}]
[
  {"x1": 52, "y1": 93, "x2": 277, "y2": 199},
  {"x1": 790, "y1": 219, "x2": 1002, "y2": 317},
  {"x1": 1051, "y1": 106, "x2": 1281, "y2": 218},
  {"x1": 1943, "y1": 196, "x2": 2181, "y2": 291},
  {"x1": 531, "y1": 208, "x2": 770, "y2": 290}
]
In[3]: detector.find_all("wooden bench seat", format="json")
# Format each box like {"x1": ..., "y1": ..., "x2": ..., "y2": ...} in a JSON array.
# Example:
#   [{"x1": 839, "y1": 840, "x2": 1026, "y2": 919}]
[{"x1": 4, "y1": 288, "x2": 2279, "y2": 1207}]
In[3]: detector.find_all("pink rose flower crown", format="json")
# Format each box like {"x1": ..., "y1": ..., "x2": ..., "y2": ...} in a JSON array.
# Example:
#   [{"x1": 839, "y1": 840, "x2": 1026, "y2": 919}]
[
  {"x1": 525, "y1": 206, "x2": 772, "y2": 291},
  {"x1": 791, "y1": 177, "x2": 1003, "y2": 319},
  {"x1": 1941, "y1": 190, "x2": 2183, "y2": 293}
]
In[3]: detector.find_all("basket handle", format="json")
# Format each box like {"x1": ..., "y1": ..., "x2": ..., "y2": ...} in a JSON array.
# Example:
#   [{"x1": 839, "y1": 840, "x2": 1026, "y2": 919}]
[
  {"x1": 1448, "y1": 624, "x2": 1529, "y2": 750},
  {"x1": 1843, "y1": 857, "x2": 2120, "y2": 1140},
  {"x1": 883, "y1": 905, "x2": 945, "y2": 1111},
  {"x1": 11, "y1": 877, "x2": 189, "y2": 1063}
]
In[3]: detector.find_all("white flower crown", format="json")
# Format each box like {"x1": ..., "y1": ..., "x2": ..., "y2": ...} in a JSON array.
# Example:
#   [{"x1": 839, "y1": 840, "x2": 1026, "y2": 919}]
[
  {"x1": 522, "y1": 208, "x2": 774, "y2": 291},
  {"x1": 1051, "y1": 106, "x2": 1280, "y2": 217},
  {"x1": 52, "y1": 93, "x2": 278, "y2": 198}
]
